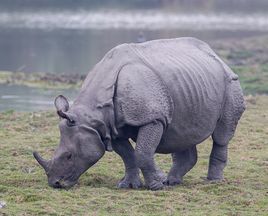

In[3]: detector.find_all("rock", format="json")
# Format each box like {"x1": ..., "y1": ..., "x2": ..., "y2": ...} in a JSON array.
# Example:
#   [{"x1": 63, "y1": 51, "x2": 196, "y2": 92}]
[{"x1": 0, "y1": 201, "x2": 6, "y2": 208}]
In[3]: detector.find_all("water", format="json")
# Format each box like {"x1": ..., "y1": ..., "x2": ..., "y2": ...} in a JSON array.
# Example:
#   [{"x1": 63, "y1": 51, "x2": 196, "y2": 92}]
[
  {"x1": 0, "y1": 3, "x2": 268, "y2": 111},
  {"x1": 1, "y1": 11, "x2": 268, "y2": 31},
  {"x1": 0, "y1": 84, "x2": 78, "y2": 111},
  {"x1": 1, "y1": 10, "x2": 268, "y2": 74}
]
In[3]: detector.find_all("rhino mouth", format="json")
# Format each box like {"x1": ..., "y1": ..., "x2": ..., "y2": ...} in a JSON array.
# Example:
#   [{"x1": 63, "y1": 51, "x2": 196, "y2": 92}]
[
  {"x1": 49, "y1": 177, "x2": 78, "y2": 189},
  {"x1": 48, "y1": 170, "x2": 80, "y2": 189},
  {"x1": 59, "y1": 181, "x2": 77, "y2": 189},
  {"x1": 62, "y1": 176, "x2": 79, "y2": 189}
]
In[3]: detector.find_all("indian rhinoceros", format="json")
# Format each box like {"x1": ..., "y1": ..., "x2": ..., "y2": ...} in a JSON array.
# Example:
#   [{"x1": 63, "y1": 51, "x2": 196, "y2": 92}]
[{"x1": 33, "y1": 37, "x2": 245, "y2": 190}]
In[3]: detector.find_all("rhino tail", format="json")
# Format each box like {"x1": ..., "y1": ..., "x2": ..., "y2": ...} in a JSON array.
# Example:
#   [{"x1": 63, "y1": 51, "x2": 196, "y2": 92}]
[{"x1": 197, "y1": 41, "x2": 239, "y2": 82}]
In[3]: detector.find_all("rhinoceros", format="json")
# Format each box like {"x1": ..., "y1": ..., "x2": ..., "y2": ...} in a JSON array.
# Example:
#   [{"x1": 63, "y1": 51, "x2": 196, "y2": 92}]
[{"x1": 33, "y1": 37, "x2": 245, "y2": 190}]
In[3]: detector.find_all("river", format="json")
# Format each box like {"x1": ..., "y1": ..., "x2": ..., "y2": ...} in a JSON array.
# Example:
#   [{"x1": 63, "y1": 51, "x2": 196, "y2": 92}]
[{"x1": 0, "y1": 3, "x2": 268, "y2": 111}]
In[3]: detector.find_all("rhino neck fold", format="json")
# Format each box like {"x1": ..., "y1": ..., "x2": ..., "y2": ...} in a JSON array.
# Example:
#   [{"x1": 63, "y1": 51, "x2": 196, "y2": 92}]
[
  {"x1": 70, "y1": 103, "x2": 115, "y2": 152},
  {"x1": 71, "y1": 44, "x2": 137, "y2": 150}
]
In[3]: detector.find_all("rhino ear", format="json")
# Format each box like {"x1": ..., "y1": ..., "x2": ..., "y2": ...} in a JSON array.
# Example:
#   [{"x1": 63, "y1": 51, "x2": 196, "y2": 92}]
[
  {"x1": 54, "y1": 95, "x2": 75, "y2": 125},
  {"x1": 54, "y1": 95, "x2": 69, "y2": 112}
]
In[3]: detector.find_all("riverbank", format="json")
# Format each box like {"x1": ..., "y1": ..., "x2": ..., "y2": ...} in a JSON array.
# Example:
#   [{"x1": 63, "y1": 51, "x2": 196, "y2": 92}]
[
  {"x1": 213, "y1": 35, "x2": 268, "y2": 94},
  {"x1": 0, "y1": 95, "x2": 267, "y2": 215},
  {"x1": 0, "y1": 71, "x2": 85, "y2": 89},
  {"x1": 0, "y1": 35, "x2": 268, "y2": 94}
]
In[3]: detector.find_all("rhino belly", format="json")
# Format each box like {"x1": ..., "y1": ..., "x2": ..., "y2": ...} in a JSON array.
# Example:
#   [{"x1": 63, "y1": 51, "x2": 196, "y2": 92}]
[
  {"x1": 156, "y1": 91, "x2": 222, "y2": 154},
  {"x1": 156, "y1": 117, "x2": 217, "y2": 154},
  {"x1": 155, "y1": 71, "x2": 225, "y2": 153}
]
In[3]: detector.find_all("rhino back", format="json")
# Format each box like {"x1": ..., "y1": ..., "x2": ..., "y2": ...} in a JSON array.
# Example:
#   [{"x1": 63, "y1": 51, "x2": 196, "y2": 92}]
[
  {"x1": 116, "y1": 38, "x2": 233, "y2": 151},
  {"x1": 73, "y1": 38, "x2": 237, "y2": 151}
]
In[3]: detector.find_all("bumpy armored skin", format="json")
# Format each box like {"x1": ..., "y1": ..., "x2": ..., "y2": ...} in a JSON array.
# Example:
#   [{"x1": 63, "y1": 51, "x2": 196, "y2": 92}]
[
  {"x1": 113, "y1": 38, "x2": 245, "y2": 189},
  {"x1": 34, "y1": 37, "x2": 245, "y2": 190}
]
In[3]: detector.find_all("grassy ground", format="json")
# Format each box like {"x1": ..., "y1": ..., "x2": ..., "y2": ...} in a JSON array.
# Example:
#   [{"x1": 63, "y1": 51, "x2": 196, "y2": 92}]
[
  {"x1": 212, "y1": 36, "x2": 268, "y2": 94},
  {"x1": 0, "y1": 95, "x2": 267, "y2": 215},
  {"x1": 0, "y1": 35, "x2": 268, "y2": 215}
]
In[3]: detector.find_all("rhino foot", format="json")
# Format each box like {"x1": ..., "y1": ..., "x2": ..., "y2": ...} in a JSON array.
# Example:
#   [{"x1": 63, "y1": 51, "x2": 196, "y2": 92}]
[
  {"x1": 164, "y1": 176, "x2": 182, "y2": 186},
  {"x1": 117, "y1": 176, "x2": 143, "y2": 189},
  {"x1": 202, "y1": 176, "x2": 224, "y2": 183},
  {"x1": 148, "y1": 180, "x2": 165, "y2": 191},
  {"x1": 155, "y1": 168, "x2": 167, "y2": 183},
  {"x1": 146, "y1": 169, "x2": 167, "y2": 190}
]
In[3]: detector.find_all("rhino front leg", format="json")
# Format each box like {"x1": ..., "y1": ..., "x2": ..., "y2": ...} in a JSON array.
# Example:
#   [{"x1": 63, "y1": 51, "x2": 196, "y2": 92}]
[
  {"x1": 166, "y1": 146, "x2": 197, "y2": 186},
  {"x1": 135, "y1": 121, "x2": 166, "y2": 190},
  {"x1": 112, "y1": 139, "x2": 142, "y2": 189}
]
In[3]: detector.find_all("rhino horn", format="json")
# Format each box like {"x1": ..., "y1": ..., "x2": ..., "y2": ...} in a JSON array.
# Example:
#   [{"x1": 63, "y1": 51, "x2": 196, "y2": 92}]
[{"x1": 33, "y1": 151, "x2": 50, "y2": 172}]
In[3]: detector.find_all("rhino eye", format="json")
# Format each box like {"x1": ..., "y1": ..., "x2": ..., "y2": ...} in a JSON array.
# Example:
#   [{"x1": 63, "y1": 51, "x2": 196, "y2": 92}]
[
  {"x1": 66, "y1": 120, "x2": 76, "y2": 127},
  {"x1": 66, "y1": 153, "x2": 72, "y2": 160}
]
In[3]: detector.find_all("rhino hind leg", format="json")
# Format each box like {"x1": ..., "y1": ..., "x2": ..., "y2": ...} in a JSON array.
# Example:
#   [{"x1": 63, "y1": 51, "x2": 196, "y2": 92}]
[
  {"x1": 135, "y1": 121, "x2": 167, "y2": 190},
  {"x1": 165, "y1": 146, "x2": 197, "y2": 186},
  {"x1": 112, "y1": 139, "x2": 143, "y2": 189},
  {"x1": 207, "y1": 140, "x2": 228, "y2": 181},
  {"x1": 208, "y1": 125, "x2": 234, "y2": 181},
  {"x1": 208, "y1": 81, "x2": 245, "y2": 180}
]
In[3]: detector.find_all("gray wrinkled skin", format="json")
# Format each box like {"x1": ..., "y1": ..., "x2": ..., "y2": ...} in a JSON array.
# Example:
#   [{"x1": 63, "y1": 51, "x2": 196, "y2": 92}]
[{"x1": 34, "y1": 37, "x2": 245, "y2": 190}]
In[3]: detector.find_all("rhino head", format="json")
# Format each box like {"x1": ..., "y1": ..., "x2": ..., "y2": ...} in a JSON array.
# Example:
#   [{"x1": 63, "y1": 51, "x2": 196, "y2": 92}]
[{"x1": 33, "y1": 95, "x2": 105, "y2": 189}]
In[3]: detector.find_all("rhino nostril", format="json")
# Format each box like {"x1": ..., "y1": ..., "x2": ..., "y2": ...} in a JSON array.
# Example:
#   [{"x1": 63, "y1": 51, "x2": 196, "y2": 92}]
[{"x1": 54, "y1": 180, "x2": 62, "y2": 188}]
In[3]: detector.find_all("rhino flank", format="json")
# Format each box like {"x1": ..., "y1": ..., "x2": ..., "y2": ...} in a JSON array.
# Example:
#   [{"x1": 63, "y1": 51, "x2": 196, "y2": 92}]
[{"x1": 34, "y1": 37, "x2": 245, "y2": 190}]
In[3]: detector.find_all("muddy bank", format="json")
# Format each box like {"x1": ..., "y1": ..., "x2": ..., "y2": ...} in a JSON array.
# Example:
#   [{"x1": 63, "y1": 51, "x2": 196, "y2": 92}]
[{"x1": 0, "y1": 71, "x2": 85, "y2": 89}]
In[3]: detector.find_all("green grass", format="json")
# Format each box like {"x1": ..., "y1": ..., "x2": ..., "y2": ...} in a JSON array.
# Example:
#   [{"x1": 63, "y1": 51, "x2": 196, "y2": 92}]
[
  {"x1": 232, "y1": 64, "x2": 268, "y2": 94},
  {"x1": 0, "y1": 35, "x2": 268, "y2": 215},
  {"x1": 0, "y1": 96, "x2": 268, "y2": 215},
  {"x1": 212, "y1": 35, "x2": 268, "y2": 94}
]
